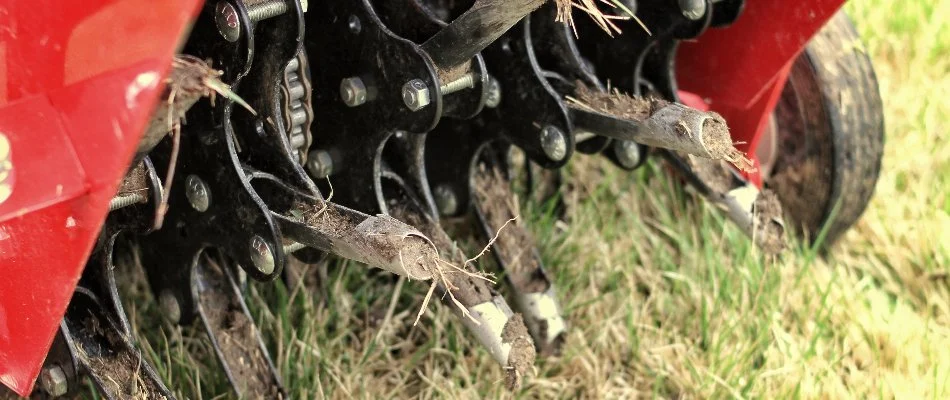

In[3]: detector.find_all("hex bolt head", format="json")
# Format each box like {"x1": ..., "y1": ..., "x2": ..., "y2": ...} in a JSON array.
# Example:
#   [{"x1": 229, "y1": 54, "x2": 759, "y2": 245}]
[
  {"x1": 485, "y1": 77, "x2": 502, "y2": 108},
  {"x1": 250, "y1": 236, "x2": 276, "y2": 275},
  {"x1": 307, "y1": 149, "x2": 334, "y2": 179},
  {"x1": 215, "y1": 1, "x2": 241, "y2": 42},
  {"x1": 158, "y1": 290, "x2": 181, "y2": 324},
  {"x1": 185, "y1": 175, "x2": 211, "y2": 212},
  {"x1": 39, "y1": 365, "x2": 68, "y2": 397},
  {"x1": 433, "y1": 185, "x2": 459, "y2": 216},
  {"x1": 614, "y1": 140, "x2": 642, "y2": 169},
  {"x1": 340, "y1": 77, "x2": 368, "y2": 107},
  {"x1": 679, "y1": 0, "x2": 707, "y2": 20},
  {"x1": 348, "y1": 15, "x2": 362, "y2": 34},
  {"x1": 540, "y1": 125, "x2": 567, "y2": 161},
  {"x1": 402, "y1": 79, "x2": 431, "y2": 111}
]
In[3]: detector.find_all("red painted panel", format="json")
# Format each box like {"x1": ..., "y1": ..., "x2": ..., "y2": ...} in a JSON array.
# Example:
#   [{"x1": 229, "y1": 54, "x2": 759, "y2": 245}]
[
  {"x1": 0, "y1": 0, "x2": 201, "y2": 395},
  {"x1": 676, "y1": 0, "x2": 845, "y2": 185}
]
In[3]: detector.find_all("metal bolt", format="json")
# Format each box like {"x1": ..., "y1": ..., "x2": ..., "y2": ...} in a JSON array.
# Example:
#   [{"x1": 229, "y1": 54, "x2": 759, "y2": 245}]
[
  {"x1": 247, "y1": 0, "x2": 289, "y2": 23},
  {"x1": 158, "y1": 290, "x2": 181, "y2": 324},
  {"x1": 540, "y1": 125, "x2": 567, "y2": 161},
  {"x1": 39, "y1": 365, "x2": 68, "y2": 397},
  {"x1": 433, "y1": 185, "x2": 458, "y2": 216},
  {"x1": 215, "y1": 0, "x2": 290, "y2": 42},
  {"x1": 340, "y1": 77, "x2": 368, "y2": 107},
  {"x1": 215, "y1": 1, "x2": 241, "y2": 42},
  {"x1": 440, "y1": 73, "x2": 475, "y2": 96},
  {"x1": 109, "y1": 193, "x2": 146, "y2": 211},
  {"x1": 250, "y1": 236, "x2": 276, "y2": 275},
  {"x1": 614, "y1": 140, "x2": 642, "y2": 169},
  {"x1": 402, "y1": 79, "x2": 431, "y2": 111},
  {"x1": 485, "y1": 77, "x2": 502, "y2": 108},
  {"x1": 348, "y1": 15, "x2": 362, "y2": 34},
  {"x1": 283, "y1": 242, "x2": 306, "y2": 254},
  {"x1": 678, "y1": 0, "x2": 707, "y2": 20},
  {"x1": 185, "y1": 175, "x2": 211, "y2": 212},
  {"x1": 307, "y1": 149, "x2": 334, "y2": 179}
]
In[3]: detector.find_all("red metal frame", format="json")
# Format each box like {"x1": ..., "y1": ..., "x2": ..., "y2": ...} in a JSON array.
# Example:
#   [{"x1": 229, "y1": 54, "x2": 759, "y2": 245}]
[
  {"x1": 676, "y1": 0, "x2": 846, "y2": 185},
  {"x1": 0, "y1": 0, "x2": 201, "y2": 395},
  {"x1": 0, "y1": 0, "x2": 845, "y2": 396}
]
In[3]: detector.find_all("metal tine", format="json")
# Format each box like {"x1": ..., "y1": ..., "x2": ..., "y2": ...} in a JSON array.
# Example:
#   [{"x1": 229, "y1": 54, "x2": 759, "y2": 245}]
[
  {"x1": 470, "y1": 151, "x2": 568, "y2": 356},
  {"x1": 61, "y1": 288, "x2": 175, "y2": 400},
  {"x1": 248, "y1": 172, "x2": 441, "y2": 279},
  {"x1": 660, "y1": 151, "x2": 787, "y2": 254},
  {"x1": 194, "y1": 252, "x2": 287, "y2": 399},
  {"x1": 381, "y1": 171, "x2": 536, "y2": 379}
]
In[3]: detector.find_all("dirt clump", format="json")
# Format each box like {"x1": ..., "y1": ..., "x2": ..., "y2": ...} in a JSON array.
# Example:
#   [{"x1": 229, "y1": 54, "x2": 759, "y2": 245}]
[
  {"x1": 117, "y1": 161, "x2": 149, "y2": 197},
  {"x1": 698, "y1": 114, "x2": 756, "y2": 172},
  {"x1": 502, "y1": 314, "x2": 536, "y2": 390},
  {"x1": 473, "y1": 167, "x2": 550, "y2": 293},
  {"x1": 753, "y1": 190, "x2": 787, "y2": 255}
]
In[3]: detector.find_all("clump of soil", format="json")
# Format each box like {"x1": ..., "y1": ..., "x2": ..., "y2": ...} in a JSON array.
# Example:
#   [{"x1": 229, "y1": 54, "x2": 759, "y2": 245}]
[
  {"x1": 473, "y1": 167, "x2": 550, "y2": 293},
  {"x1": 753, "y1": 190, "x2": 787, "y2": 255},
  {"x1": 502, "y1": 314, "x2": 536, "y2": 390},
  {"x1": 116, "y1": 161, "x2": 149, "y2": 197},
  {"x1": 198, "y1": 258, "x2": 282, "y2": 399},
  {"x1": 388, "y1": 204, "x2": 495, "y2": 307},
  {"x1": 699, "y1": 114, "x2": 756, "y2": 173},
  {"x1": 568, "y1": 82, "x2": 666, "y2": 122}
]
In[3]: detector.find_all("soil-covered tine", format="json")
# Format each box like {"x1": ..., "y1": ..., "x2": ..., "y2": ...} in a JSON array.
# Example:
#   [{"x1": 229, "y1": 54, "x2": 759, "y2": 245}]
[
  {"x1": 662, "y1": 151, "x2": 787, "y2": 255},
  {"x1": 471, "y1": 164, "x2": 568, "y2": 356},
  {"x1": 387, "y1": 200, "x2": 536, "y2": 390},
  {"x1": 61, "y1": 288, "x2": 175, "y2": 400},
  {"x1": 567, "y1": 84, "x2": 755, "y2": 172},
  {"x1": 194, "y1": 253, "x2": 287, "y2": 399}
]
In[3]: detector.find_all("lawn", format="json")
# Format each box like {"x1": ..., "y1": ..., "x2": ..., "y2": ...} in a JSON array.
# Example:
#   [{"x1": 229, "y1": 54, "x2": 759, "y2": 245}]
[{"x1": 115, "y1": 0, "x2": 950, "y2": 398}]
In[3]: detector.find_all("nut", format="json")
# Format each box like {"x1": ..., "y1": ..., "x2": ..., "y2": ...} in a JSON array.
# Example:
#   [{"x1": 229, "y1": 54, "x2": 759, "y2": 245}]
[{"x1": 402, "y1": 79, "x2": 431, "y2": 111}]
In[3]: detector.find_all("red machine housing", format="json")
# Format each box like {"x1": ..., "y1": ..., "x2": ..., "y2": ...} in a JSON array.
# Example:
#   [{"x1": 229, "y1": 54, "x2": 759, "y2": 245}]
[
  {"x1": 0, "y1": 0, "x2": 202, "y2": 395},
  {"x1": 0, "y1": 0, "x2": 842, "y2": 396}
]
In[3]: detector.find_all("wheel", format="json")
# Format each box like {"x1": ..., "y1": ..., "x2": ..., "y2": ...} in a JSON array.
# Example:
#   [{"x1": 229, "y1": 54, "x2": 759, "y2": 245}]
[{"x1": 757, "y1": 10, "x2": 885, "y2": 247}]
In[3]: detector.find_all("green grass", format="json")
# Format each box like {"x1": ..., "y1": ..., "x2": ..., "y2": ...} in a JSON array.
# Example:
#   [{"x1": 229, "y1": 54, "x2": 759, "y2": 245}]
[{"x1": 104, "y1": 0, "x2": 950, "y2": 398}]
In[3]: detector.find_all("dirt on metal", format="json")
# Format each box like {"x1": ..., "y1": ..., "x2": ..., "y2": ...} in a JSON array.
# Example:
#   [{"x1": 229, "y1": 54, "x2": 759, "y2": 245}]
[
  {"x1": 473, "y1": 167, "x2": 549, "y2": 293},
  {"x1": 76, "y1": 322, "x2": 166, "y2": 399},
  {"x1": 388, "y1": 205, "x2": 496, "y2": 306},
  {"x1": 752, "y1": 190, "x2": 787, "y2": 254},
  {"x1": 501, "y1": 314, "x2": 536, "y2": 390},
  {"x1": 198, "y1": 258, "x2": 281, "y2": 399},
  {"x1": 569, "y1": 83, "x2": 665, "y2": 122}
]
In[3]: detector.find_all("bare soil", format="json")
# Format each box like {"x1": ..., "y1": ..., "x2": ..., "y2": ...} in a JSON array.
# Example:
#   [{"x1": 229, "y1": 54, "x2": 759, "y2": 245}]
[{"x1": 473, "y1": 167, "x2": 549, "y2": 293}]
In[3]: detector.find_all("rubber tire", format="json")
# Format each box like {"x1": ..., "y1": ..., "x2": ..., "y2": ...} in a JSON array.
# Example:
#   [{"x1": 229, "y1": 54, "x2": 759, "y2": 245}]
[{"x1": 766, "y1": 11, "x2": 885, "y2": 247}]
